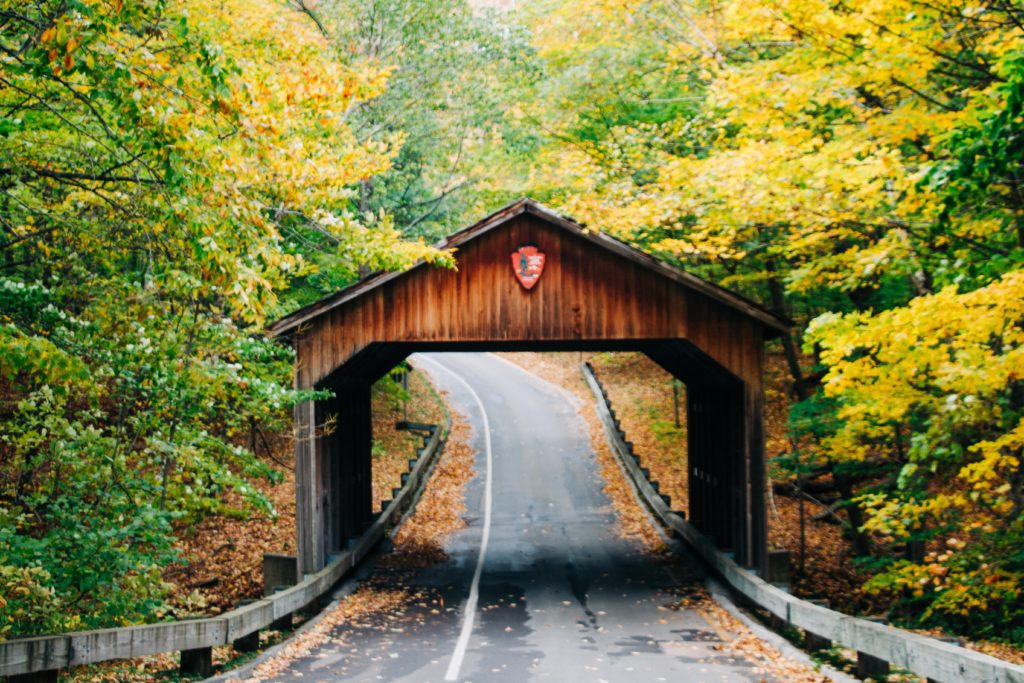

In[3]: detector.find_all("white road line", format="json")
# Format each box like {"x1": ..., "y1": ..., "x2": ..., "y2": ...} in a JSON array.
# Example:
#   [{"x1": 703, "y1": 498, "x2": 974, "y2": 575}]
[{"x1": 415, "y1": 355, "x2": 494, "y2": 683}]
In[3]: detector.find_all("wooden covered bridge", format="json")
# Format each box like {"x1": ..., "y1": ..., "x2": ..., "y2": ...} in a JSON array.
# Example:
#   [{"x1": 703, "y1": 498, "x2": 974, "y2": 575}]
[{"x1": 267, "y1": 199, "x2": 790, "y2": 577}]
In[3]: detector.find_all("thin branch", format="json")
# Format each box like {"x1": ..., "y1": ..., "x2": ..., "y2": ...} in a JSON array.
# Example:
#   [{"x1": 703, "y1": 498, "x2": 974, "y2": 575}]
[
  {"x1": 288, "y1": 0, "x2": 329, "y2": 37},
  {"x1": 890, "y1": 77, "x2": 960, "y2": 112},
  {"x1": 0, "y1": 225, "x2": 59, "y2": 250}
]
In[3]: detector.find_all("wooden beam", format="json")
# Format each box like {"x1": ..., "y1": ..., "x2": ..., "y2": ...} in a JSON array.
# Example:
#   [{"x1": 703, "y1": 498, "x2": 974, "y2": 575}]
[
  {"x1": 294, "y1": 400, "x2": 323, "y2": 574},
  {"x1": 354, "y1": 382, "x2": 374, "y2": 534},
  {"x1": 267, "y1": 199, "x2": 790, "y2": 339}
]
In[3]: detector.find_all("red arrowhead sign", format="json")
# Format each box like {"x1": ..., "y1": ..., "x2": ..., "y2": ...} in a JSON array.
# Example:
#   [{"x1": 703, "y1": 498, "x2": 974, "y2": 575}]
[{"x1": 511, "y1": 245, "x2": 546, "y2": 290}]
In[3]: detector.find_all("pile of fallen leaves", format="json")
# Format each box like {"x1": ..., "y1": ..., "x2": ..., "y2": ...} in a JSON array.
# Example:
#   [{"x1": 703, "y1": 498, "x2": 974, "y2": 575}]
[
  {"x1": 164, "y1": 428, "x2": 298, "y2": 617},
  {"x1": 587, "y1": 352, "x2": 690, "y2": 512},
  {"x1": 385, "y1": 389, "x2": 474, "y2": 571},
  {"x1": 659, "y1": 556, "x2": 830, "y2": 682},
  {"x1": 580, "y1": 351, "x2": 878, "y2": 615}
]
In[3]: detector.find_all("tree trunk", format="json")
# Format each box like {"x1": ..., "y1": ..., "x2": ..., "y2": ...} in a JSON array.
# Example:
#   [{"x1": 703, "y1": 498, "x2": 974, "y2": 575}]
[
  {"x1": 834, "y1": 471, "x2": 872, "y2": 556},
  {"x1": 765, "y1": 265, "x2": 808, "y2": 400}
]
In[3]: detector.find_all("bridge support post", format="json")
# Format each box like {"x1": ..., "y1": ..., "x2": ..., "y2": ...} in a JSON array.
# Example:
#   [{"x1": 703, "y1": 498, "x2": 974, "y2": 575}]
[
  {"x1": 321, "y1": 381, "x2": 374, "y2": 554},
  {"x1": 687, "y1": 381, "x2": 764, "y2": 569},
  {"x1": 353, "y1": 382, "x2": 374, "y2": 534},
  {"x1": 295, "y1": 400, "x2": 322, "y2": 575},
  {"x1": 745, "y1": 381, "x2": 768, "y2": 576}
]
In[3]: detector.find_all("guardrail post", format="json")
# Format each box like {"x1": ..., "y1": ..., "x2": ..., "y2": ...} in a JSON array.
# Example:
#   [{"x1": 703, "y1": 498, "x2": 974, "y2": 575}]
[
  {"x1": 856, "y1": 616, "x2": 891, "y2": 679},
  {"x1": 270, "y1": 586, "x2": 293, "y2": 630},
  {"x1": 805, "y1": 631, "x2": 832, "y2": 652},
  {"x1": 766, "y1": 550, "x2": 791, "y2": 586},
  {"x1": 801, "y1": 599, "x2": 832, "y2": 651},
  {"x1": 232, "y1": 599, "x2": 260, "y2": 653},
  {"x1": 180, "y1": 647, "x2": 213, "y2": 678},
  {"x1": 263, "y1": 553, "x2": 298, "y2": 594},
  {"x1": 856, "y1": 651, "x2": 890, "y2": 680},
  {"x1": 925, "y1": 637, "x2": 963, "y2": 683},
  {"x1": 264, "y1": 553, "x2": 297, "y2": 631}
]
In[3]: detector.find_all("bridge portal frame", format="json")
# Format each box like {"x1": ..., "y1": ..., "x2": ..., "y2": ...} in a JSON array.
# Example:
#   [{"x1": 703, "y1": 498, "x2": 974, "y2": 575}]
[{"x1": 267, "y1": 199, "x2": 790, "y2": 577}]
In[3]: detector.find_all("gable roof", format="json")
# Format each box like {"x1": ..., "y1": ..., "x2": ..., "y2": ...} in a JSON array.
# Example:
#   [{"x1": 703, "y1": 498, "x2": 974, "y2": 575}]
[{"x1": 266, "y1": 198, "x2": 791, "y2": 337}]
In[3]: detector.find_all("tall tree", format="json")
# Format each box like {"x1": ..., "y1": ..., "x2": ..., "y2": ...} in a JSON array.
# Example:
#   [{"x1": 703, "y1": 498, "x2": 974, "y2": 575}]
[
  {"x1": 0, "y1": 0, "x2": 446, "y2": 636},
  {"x1": 313, "y1": 0, "x2": 538, "y2": 245}
]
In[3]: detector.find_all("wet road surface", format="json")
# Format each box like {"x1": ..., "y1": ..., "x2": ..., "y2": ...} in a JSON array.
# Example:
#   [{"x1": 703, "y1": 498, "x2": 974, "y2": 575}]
[{"x1": 273, "y1": 353, "x2": 768, "y2": 682}]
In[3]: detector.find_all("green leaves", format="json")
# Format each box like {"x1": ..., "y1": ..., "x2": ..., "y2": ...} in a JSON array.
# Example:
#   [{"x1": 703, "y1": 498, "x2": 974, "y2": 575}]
[
  {"x1": 0, "y1": 0, "x2": 445, "y2": 637},
  {"x1": 926, "y1": 48, "x2": 1024, "y2": 275}
]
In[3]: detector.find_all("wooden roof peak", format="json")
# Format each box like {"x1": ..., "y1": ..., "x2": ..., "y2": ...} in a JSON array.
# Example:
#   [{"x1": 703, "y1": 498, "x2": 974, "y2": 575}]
[{"x1": 266, "y1": 198, "x2": 791, "y2": 337}]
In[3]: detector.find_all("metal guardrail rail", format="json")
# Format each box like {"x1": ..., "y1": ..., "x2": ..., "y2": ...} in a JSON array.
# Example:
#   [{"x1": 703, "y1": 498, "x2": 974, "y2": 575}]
[
  {"x1": 581, "y1": 361, "x2": 1024, "y2": 683},
  {"x1": 0, "y1": 420, "x2": 449, "y2": 680}
]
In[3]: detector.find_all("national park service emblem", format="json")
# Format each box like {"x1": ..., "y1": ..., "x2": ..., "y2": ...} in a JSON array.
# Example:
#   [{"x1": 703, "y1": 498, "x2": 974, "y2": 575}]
[{"x1": 511, "y1": 244, "x2": 546, "y2": 290}]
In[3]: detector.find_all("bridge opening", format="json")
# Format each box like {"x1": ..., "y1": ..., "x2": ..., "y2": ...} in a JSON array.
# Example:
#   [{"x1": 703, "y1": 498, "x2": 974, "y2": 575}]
[{"x1": 317, "y1": 342, "x2": 743, "y2": 563}]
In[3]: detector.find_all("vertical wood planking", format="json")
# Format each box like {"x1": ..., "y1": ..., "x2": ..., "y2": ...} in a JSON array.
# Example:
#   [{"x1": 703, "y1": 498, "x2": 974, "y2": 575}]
[
  {"x1": 355, "y1": 381, "x2": 373, "y2": 532},
  {"x1": 746, "y1": 323, "x2": 768, "y2": 572},
  {"x1": 294, "y1": 400, "x2": 321, "y2": 574}
]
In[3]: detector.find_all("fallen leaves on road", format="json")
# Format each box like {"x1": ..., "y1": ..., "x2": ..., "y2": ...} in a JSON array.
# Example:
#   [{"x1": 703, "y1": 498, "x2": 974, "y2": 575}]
[
  {"x1": 385, "y1": 403, "x2": 474, "y2": 571},
  {"x1": 229, "y1": 399, "x2": 475, "y2": 682},
  {"x1": 659, "y1": 557, "x2": 832, "y2": 682},
  {"x1": 239, "y1": 588, "x2": 410, "y2": 682},
  {"x1": 495, "y1": 352, "x2": 835, "y2": 682}
]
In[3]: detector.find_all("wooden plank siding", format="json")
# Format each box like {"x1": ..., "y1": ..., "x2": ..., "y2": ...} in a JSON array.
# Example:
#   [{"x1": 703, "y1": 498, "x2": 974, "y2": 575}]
[{"x1": 289, "y1": 212, "x2": 771, "y2": 391}]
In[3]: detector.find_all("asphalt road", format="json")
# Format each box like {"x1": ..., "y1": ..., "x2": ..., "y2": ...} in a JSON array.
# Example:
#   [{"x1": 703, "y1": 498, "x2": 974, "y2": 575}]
[{"x1": 274, "y1": 352, "x2": 768, "y2": 682}]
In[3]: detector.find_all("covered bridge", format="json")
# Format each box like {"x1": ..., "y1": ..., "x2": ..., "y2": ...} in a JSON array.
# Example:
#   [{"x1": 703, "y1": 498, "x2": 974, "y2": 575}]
[{"x1": 267, "y1": 199, "x2": 790, "y2": 577}]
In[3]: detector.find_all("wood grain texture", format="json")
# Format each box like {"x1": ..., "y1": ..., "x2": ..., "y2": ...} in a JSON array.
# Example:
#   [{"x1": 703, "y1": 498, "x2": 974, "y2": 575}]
[
  {"x1": 284, "y1": 203, "x2": 784, "y2": 576},
  {"x1": 287, "y1": 212, "x2": 776, "y2": 391},
  {"x1": 269, "y1": 200, "x2": 789, "y2": 340}
]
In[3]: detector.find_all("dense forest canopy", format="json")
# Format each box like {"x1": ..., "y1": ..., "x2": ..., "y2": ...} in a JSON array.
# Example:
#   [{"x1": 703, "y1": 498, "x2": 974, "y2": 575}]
[
  {"x1": 2, "y1": 0, "x2": 1023, "y2": 645},
  {"x1": 523, "y1": 0, "x2": 1024, "y2": 640}
]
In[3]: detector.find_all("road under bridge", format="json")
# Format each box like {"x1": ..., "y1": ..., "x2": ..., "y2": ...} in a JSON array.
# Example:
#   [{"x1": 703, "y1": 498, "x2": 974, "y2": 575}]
[{"x1": 261, "y1": 352, "x2": 800, "y2": 682}]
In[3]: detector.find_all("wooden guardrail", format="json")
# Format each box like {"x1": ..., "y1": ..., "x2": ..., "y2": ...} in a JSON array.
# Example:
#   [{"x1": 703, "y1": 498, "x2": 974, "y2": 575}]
[
  {"x1": 1, "y1": 419, "x2": 449, "y2": 682},
  {"x1": 581, "y1": 361, "x2": 1024, "y2": 683}
]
